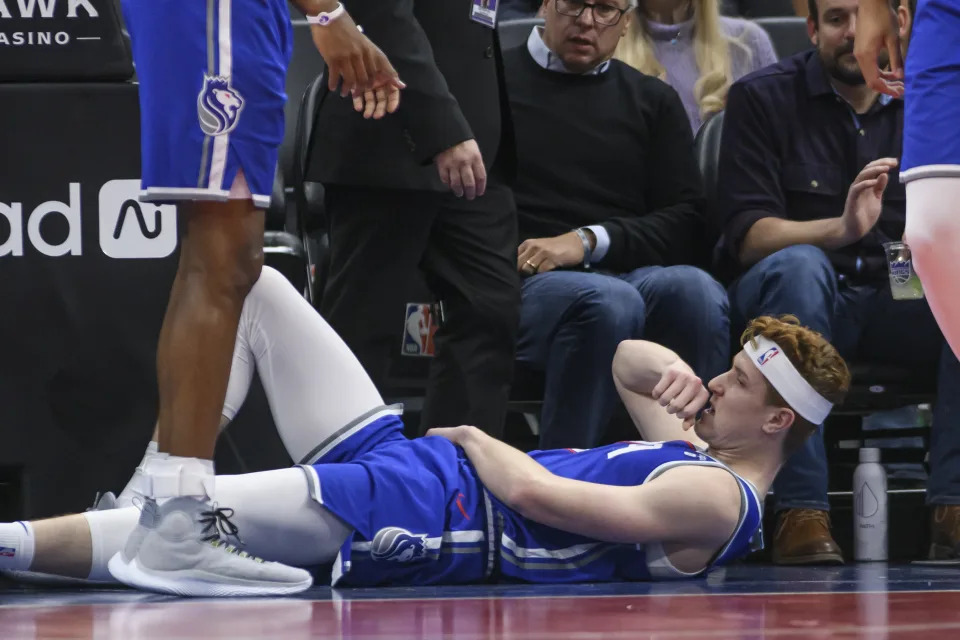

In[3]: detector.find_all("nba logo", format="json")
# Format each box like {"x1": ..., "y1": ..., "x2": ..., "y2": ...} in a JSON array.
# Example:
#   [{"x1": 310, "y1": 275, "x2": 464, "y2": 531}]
[
  {"x1": 757, "y1": 347, "x2": 780, "y2": 366},
  {"x1": 402, "y1": 303, "x2": 438, "y2": 357}
]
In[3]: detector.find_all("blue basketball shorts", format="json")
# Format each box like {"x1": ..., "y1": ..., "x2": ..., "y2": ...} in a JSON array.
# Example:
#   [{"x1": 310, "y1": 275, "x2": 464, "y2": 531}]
[
  {"x1": 901, "y1": 0, "x2": 960, "y2": 183},
  {"x1": 120, "y1": 0, "x2": 293, "y2": 208},
  {"x1": 298, "y1": 406, "x2": 496, "y2": 587}
]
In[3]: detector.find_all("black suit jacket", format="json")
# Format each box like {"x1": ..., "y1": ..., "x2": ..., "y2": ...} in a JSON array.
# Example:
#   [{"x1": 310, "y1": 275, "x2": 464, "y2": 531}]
[{"x1": 305, "y1": 0, "x2": 513, "y2": 192}]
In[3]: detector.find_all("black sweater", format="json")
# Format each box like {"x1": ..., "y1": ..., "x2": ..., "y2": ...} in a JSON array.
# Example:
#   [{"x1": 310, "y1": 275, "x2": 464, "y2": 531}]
[{"x1": 503, "y1": 45, "x2": 706, "y2": 272}]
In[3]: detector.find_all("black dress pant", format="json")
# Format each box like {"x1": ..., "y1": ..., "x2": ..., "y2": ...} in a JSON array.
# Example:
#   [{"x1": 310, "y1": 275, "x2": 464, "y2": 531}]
[{"x1": 320, "y1": 179, "x2": 520, "y2": 438}]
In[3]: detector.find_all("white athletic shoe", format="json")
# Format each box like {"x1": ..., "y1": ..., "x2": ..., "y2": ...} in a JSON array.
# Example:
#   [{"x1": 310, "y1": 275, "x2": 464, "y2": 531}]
[
  {"x1": 107, "y1": 496, "x2": 313, "y2": 597},
  {"x1": 0, "y1": 492, "x2": 121, "y2": 587}
]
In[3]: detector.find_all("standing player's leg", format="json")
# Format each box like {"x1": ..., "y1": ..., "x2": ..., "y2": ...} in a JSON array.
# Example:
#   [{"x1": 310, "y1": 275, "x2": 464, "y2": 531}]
[
  {"x1": 112, "y1": 0, "x2": 315, "y2": 595},
  {"x1": 899, "y1": 0, "x2": 960, "y2": 361},
  {"x1": 156, "y1": 197, "x2": 264, "y2": 462},
  {"x1": 905, "y1": 178, "x2": 960, "y2": 360}
]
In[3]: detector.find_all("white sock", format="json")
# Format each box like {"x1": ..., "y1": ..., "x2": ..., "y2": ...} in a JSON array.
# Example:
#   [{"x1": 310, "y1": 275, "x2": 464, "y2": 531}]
[
  {"x1": 0, "y1": 520, "x2": 35, "y2": 570},
  {"x1": 82, "y1": 507, "x2": 140, "y2": 581},
  {"x1": 118, "y1": 441, "x2": 163, "y2": 506},
  {"x1": 139, "y1": 455, "x2": 216, "y2": 503}
]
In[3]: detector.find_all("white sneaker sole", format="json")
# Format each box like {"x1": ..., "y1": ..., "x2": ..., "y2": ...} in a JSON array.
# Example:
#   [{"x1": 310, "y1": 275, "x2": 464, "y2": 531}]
[{"x1": 107, "y1": 552, "x2": 313, "y2": 597}]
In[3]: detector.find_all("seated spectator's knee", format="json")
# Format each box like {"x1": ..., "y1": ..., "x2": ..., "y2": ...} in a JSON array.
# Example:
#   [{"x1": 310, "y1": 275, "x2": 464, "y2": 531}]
[
  {"x1": 654, "y1": 266, "x2": 729, "y2": 317},
  {"x1": 570, "y1": 277, "x2": 645, "y2": 340},
  {"x1": 751, "y1": 245, "x2": 837, "y2": 300},
  {"x1": 733, "y1": 245, "x2": 838, "y2": 327},
  {"x1": 759, "y1": 245, "x2": 833, "y2": 281}
]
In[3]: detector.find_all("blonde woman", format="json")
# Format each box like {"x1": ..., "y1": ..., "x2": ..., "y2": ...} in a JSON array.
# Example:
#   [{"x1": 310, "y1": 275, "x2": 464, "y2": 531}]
[{"x1": 616, "y1": 0, "x2": 777, "y2": 132}]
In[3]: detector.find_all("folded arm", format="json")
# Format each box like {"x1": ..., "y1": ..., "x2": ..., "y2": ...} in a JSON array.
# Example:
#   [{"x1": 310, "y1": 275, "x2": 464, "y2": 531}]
[{"x1": 612, "y1": 340, "x2": 709, "y2": 447}]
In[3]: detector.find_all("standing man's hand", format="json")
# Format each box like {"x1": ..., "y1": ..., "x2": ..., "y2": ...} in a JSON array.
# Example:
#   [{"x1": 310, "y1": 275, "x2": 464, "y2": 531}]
[
  {"x1": 853, "y1": 0, "x2": 904, "y2": 97},
  {"x1": 434, "y1": 140, "x2": 486, "y2": 200},
  {"x1": 304, "y1": 1, "x2": 405, "y2": 117}
]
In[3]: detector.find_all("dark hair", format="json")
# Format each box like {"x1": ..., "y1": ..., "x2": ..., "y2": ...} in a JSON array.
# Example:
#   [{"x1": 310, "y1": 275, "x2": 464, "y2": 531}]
[{"x1": 807, "y1": 0, "x2": 899, "y2": 28}]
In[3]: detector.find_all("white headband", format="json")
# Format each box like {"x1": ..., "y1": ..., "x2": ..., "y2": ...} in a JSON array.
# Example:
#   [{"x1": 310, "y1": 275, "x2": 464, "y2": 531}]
[{"x1": 742, "y1": 335, "x2": 833, "y2": 424}]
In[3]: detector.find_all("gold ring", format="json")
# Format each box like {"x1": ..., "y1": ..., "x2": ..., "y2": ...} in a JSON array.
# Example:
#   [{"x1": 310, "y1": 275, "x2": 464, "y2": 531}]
[{"x1": 525, "y1": 260, "x2": 538, "y2": 271}]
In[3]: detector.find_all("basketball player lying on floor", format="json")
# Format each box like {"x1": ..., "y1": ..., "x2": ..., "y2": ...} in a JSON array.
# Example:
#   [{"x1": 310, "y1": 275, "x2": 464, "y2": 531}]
[{"x1": 0, "y1": 267, "x2": 850, "y2": 596}]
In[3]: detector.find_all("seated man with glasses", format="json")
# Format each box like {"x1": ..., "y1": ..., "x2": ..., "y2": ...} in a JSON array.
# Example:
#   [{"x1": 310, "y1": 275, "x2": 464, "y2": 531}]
[{"x1": 502, "y1": 0, "x2": 727, "y2": 450}]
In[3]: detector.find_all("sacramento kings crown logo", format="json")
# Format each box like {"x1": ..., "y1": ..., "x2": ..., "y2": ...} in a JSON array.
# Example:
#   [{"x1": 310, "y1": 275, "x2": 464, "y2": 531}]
[
  {"x1": 370, "y1": 527, "x2": 429, "y2": 563},
  {"x1": 890, "y1": 259, "x2": 912, "y2": 285},
  {"x1": 197, "y1": 75, "x2": 245, "y2": 136}
]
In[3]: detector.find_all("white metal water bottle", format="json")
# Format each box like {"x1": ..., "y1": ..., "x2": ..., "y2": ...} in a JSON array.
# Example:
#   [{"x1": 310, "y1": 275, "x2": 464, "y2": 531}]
[{"x1": 853, "y1": 447, "x2": 888, "y2": 561}]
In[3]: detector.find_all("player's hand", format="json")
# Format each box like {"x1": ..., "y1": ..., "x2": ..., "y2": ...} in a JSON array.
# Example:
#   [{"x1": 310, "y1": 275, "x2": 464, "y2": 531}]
[
  {"x1": 651, "y1": 361, "x2": 709, "y2": 425},
  {"x1": 517, "y1": 232, "x2": 589, "y2": 276},
  {"x1": 351, "y1": 85, "x2": 401, "y2": 120},
  {"x1": 838, "y1": 158, "x2": 898, "y2": 245},
  {"x1": 853, "y1": 0, "x2": 904, "y2": 97},
  {"x1": 309, "y1": 13, "x2": 405, "y2": 106},
  {"x1": 425, "y1": 425, "x2": 477, "y2": 446},
  {"x1": 434, "y1": 140, "x2": 486, "y2": 200}
]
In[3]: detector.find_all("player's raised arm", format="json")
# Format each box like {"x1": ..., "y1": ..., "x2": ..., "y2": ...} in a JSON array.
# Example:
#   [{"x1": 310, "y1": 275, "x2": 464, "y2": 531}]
[
  {"x1": 612, "y1": 340, "x2": 709, "y2": 446},
  {"x1": 426, "y1": 426, "x2": 738, "y2": 547},
  {"x1": 853, "y1": 0, "x2": 904, "y2": 97},
  {"x1": 291, "y1": 0, "x2": 405, "y2": 118}
]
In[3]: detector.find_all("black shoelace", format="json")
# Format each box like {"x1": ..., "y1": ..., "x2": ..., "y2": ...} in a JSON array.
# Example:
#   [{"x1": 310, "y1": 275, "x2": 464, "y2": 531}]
[
  {"x1": 199, "y1": 506, "x2": 243, "y2": 545},
  {"x1": 198, "y1": 506, "x2": 263, "y2": 562}
]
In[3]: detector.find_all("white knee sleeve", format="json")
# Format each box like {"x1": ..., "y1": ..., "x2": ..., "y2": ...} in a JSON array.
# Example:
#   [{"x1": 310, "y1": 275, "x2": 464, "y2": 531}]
[
  {"x1": 214, "y1": 468, "x2": 350, "y2": 566},
  {"x1": 224, "y1": 267, "x2": 386, "y2": 463}
]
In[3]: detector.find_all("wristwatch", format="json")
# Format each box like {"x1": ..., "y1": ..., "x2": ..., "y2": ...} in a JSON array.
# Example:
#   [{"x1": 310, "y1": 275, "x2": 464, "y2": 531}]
[
  {"x1": 306, "y1": 2, "x2": 345, "y2": 25},
  {"x1": 574, "y1": 228, "x2": 593, "y2": 269}
]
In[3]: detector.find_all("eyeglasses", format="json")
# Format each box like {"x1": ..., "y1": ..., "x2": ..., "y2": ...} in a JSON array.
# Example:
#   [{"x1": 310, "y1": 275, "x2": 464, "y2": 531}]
[{"x1": 554, "y1": 0, "x2": 630, "y2": 26}]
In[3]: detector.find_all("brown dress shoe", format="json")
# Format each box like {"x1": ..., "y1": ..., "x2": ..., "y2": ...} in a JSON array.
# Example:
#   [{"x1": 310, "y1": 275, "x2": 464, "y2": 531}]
[
  {"x1": 772, "y1": 508, "x2": 844, "y2": 565},
  {"x1": 929, "y1": 505, "x2": 960, "y2": 560}
]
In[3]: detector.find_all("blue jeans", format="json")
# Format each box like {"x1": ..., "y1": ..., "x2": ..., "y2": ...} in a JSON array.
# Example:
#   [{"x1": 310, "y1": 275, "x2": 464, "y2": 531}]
[
  {"x1": 517, "y1": 266, "x2": 730, "y2": 449},
  {"x1": 728, "y1": 245, "x2": 960, "y2": 510}
]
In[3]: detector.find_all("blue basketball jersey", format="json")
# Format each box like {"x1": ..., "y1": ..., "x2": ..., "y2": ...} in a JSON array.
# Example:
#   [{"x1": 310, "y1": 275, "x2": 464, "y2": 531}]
[
  {"x1": 300, "y1": 412, "x2": 764, "y2": 587},
  {"x1": 120, "y1": 0, "x2": 293, "y2": 208},
  {"x1": 301, "y1": 407, "x2": 494, "y2": 587},
  {"x1": 496, "y1": 441, "x2": 765, "y2": 582}
]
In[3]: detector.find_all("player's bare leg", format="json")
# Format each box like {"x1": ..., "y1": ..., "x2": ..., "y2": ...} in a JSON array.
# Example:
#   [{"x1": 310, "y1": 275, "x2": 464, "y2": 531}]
[
  {"x1": 905, "y1": 178, "x2": 960, "y2": 361},
  {"x1": 157, "y1": 198, "x2": 264, "y2": 459},
  {"x1": 108, "y1": 198, "x2": 312, "y2": 596},
  {"x1": 30, "y1": 517, "x2": 94, "y2": 579}
]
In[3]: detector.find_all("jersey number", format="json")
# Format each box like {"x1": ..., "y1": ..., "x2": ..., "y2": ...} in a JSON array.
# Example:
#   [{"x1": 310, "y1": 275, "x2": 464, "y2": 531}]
[{"x1": 607, "y1": 441, "x2": 663, "y2": 460}]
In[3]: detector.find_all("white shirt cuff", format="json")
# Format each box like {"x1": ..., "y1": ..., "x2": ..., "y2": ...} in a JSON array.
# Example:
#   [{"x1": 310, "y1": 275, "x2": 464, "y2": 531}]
[{"x1": 584, "y1": 225, "x2": 610, "y2": 263}]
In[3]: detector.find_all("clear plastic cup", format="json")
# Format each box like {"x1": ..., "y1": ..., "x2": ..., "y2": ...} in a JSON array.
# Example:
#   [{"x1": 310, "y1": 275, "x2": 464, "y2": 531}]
[{"x1": 882, "y1": 241, "x2": 924, "y2": 300}]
